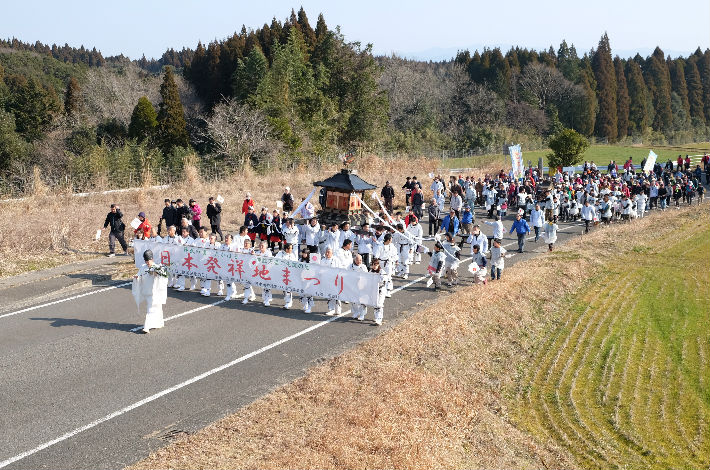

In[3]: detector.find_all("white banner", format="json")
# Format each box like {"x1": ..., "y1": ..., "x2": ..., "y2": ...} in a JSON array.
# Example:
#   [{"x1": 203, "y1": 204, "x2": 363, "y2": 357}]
[
  {"x1": 509, "y1": 144, "x2": 524, "y2": 180},
  {"x1": 133, "y1": 240, "x2": 380, "y2": 306},
  {"x1": 643, "y1": 150, "x2": 657, "y2": 174}
]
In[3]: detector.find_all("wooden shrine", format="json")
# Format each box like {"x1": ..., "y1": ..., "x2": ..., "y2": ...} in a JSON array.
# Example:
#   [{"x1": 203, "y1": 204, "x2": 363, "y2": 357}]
[{"x1": 313, "y1": 169, "x2": 377, "y2": 226}]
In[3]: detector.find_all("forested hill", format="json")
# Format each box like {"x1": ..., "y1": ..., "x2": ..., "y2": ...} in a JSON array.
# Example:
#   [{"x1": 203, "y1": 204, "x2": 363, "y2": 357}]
[{"x1": 0, "y1": 8, "x2": 709, "y2": 195}]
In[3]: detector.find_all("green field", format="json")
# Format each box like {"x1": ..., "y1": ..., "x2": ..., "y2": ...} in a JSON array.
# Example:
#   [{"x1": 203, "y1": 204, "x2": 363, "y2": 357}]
[
  {"x1": 515, "y1": 219, "x2": 710, "y2": 469},
  {"x1": 440, "y1": 143, "x2": 710, "y2": 170}
]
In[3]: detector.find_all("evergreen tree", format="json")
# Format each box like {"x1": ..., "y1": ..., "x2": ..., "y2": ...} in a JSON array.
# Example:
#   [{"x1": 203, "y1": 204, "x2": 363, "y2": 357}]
[
  {"x1": 625, "y1": 60, "x2": 651, "y2": 134},
  {"x1": 614, "y1": 57, "x2": 630, "y2": 138},
  {"x1": 484, "y1": 48, "x2": 511, "y2": 100},
  {"x1": 557, "y1": 40, "x2": 580, "y2": 82},
  {"x1": 297, "y1": 7, "x2": 317, "y2": 50},
  {"x1": 669, "y1": 59, "x2": 690, "y2": 117},
  {"x1": 576, "y1": 70, "x2": 597, "y2": 136},
  {"x1": 697, "y1": 50, "x2": 710, "y2": 124},
  {"x1": 64, "y1": 77, "x2": 82, "y2": 117},
  {"x1": 670, "y1": 91, "x2": 690, "y2": 131},
  {"x1": 314, "y1": 13, "x2": 328, "y2": 41},
  {"x1": 644, "y1": 48, "x2": 673, "y2": 133},
  {"x1": 6, "y1": 76, "x2": 58, "y2": 142},
  {"x1": 128, "y1": 96, "x2": 158, "y2": 143},
  {"x1": 232, "y1": 47, "x2": 268, "y2": 104},
  {"x1": 156, "y1": 67, "x2": 189, "y2": 152},
  {"x1": 591, "y1": 34, "x2": 617, "y2": 141},
  {"x1": 685, "y1": 59, "x2": 705, "y2": 125}
]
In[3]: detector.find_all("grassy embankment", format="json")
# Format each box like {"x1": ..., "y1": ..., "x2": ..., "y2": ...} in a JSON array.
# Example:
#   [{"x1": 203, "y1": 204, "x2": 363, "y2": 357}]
[
  {"x1": 129, "y1": 192, "x2": 708, "y2": 469},
  {"x1": 515, "y1": 212, "x2": 710, "y2": 468},
  {"x1": 440, "y1": 142, "x2": 710, "y2": 170}
]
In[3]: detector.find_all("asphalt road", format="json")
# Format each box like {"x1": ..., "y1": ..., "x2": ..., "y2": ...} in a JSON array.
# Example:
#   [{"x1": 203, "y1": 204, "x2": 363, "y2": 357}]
[{"x1": 0, "y1": 207, "x2": 595, "y2": 469}]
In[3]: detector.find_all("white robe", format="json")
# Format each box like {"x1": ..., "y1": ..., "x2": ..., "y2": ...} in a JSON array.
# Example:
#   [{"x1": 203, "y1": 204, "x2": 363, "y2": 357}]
[{"x1": 132, "y1": 264, "x2": 168, "y2": 331}]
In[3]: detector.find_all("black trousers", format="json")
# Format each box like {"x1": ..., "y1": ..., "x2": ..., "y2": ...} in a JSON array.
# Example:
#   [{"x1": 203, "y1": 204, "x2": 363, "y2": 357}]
[
  {"x1": 211, "y1": 224, "x2": 223, "y2": 241},
  {"x1": 428, "y1": 218, "x2": 440, "y2": 235},
  {"x1": 361, "y1": 253, "x2": 371, "y2": 268},
  {"x1": 109, "y1": 230, "x2": 127, "y2": 253},
  {"x1": 307, "y1": 244, "x2": 318, "y2": 253}
]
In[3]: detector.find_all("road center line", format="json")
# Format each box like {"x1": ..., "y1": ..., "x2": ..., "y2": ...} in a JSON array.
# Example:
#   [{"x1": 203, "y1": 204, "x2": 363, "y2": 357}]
[{"x1": 0, "y1": 282, "x2": 132, "y2": 320}]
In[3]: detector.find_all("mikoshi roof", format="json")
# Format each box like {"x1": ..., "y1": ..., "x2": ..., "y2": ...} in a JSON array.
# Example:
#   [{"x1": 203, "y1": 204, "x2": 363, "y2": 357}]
[{"x1": 314, "y1": 169, "x2": 377, "y2": 191}]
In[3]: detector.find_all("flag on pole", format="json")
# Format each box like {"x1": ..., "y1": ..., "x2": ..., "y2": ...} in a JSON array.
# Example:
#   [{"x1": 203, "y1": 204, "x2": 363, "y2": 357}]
[
  {"x1": 643, "y1": 150, "x2": 657, "y2": 174},
  {"x1": 509, "y1": 144, "x2": 524, "y2": 180}
]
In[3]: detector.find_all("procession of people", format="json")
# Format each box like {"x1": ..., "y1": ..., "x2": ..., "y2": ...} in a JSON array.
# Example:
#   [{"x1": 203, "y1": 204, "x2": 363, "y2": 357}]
[{"x1": 121, "y1": 153, "x2": 708, "y2": 333}]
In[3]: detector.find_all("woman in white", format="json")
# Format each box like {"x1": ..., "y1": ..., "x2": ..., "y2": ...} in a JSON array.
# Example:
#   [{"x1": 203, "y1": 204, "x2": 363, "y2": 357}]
[
  {"x1": 132, "y1": 249, "x2": 168, "y2": 334},
  {"x1": 254, "y1": 241, "x2": 273, "y2": 306},
  {"x1": 542, "y1": 217, "x2": 559, "y2": 251},
  {"x1": 276, "y1": 243, "x2": 298, "y2": 309},
  {"x1": 320, "y1": 247, "x2": 343, "y2": 315},
  {"x1": 529, "y1": 203, "x2": 545, "y2": 242},
  {"x1": 201, "y1": 233, "x2": 222, "y2": 296},
  {"x1": 163, "y1": 225, "x2": 179, "y2": 288},
  {"x1": 240, "y1": 239, "x2": 257, "y2": 304}
]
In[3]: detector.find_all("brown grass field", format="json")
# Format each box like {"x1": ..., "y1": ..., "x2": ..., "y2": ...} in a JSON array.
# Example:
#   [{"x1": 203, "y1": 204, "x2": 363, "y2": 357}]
[
  {"x1": 1, "y1": 155, "x2": 485, "y2": 278},
  {"x1": 126, "y1": 186, "x2": 708, "y2": 469}
]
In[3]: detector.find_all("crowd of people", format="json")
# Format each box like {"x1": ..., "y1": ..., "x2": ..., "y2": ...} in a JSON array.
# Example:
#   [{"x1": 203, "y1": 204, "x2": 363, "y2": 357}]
[{"x1": 116, "y1": 153, "x2": 708, "y2": 331}]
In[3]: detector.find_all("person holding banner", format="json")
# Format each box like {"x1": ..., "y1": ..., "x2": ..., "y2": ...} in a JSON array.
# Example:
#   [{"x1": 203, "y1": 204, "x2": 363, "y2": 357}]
[
  {"x1": 349, "y1": 254, "x2": 368, "y2": 320},
  {"x1": 320, "y1": 247, "x2": 343, "y2": 315},
  {"x1": 298, "y1": 248, "x2": 315, "y2": 313},
  {"x1": 303, "y1": 217, "x2": 321, "y2": 254},
  {"x1": 276, "y1": 243, "x2": 298, "y2": 309}
]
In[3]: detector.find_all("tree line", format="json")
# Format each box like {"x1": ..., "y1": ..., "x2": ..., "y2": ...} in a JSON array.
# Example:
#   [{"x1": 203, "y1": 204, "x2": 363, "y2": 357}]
[{"x1": 0, "y1": 9, "x2": 708, "y2": 195}]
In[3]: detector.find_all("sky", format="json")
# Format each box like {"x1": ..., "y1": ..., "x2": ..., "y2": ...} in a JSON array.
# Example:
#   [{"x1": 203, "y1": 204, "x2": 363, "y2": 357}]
[{"x1": 1, "y1": 0, "x2": 708, "y2": 61}]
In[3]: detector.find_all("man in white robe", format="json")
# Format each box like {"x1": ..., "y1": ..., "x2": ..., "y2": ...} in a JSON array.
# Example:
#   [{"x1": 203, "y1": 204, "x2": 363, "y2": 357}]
[{"x1": 132, "y1": 249, "x2": 168, "y2": 334}]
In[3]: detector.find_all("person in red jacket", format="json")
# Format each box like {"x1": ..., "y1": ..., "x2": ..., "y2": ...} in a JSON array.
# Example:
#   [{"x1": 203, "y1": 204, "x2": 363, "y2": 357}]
[
  {"x1": 242, "y1": 192, "x2": 255, "y2": 215},
  {"x1": 134, "y1": 212, "x2": 152, "y2": 239}
]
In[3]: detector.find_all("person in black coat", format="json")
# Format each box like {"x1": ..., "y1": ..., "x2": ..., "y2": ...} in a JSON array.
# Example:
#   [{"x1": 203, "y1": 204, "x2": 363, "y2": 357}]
[
  {"x1": 174, "y1": 199, "x2": 192, "y2": 222},
  {"x1": 102, "y1": 204, "x2": 127, "y2": 256},
  {"x1": 158, "y1": 199, "x2": 177, "y2": 235},
  {"x1": 206, "y1": 197, "x2": 223, "y2": 241},
  {"x1": 281, "y1": 187, "x2": 294, "y2": 213},
  {"x1": 381, "y1": 181, "x2": 395, "y2": 212}
]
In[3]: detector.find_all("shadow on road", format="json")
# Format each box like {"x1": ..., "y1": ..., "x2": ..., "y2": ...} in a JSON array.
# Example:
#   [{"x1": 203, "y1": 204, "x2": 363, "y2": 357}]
[{"x1": 29, "y1": 317, "x2": 141, "y2": 332}]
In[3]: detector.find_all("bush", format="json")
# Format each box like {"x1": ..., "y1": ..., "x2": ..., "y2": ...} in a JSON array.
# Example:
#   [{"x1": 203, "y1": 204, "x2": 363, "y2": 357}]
[{"x1": 547, "y1": 128, "x2": 589, "y2": 169}]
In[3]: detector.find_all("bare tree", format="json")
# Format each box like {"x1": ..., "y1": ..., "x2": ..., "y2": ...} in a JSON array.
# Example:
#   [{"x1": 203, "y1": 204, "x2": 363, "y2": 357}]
[
  {"x1": 199, "y1": 98, "x2": 281, "y2": 168},
  {"x1": 82, "y1": 63, "x2": 202, "y2": 126},
  {"x1": 518, "y1": 62, "x2": 578, "y2": 110}
]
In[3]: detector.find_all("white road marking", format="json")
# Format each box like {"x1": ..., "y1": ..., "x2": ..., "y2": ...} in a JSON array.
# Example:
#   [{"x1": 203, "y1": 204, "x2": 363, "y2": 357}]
[
  {"x1": 0, "y1": 266, "x2": 433, "y2": 468},
  {"x1": 0, "y1": 282, "x2": 132, "y2": 320}
]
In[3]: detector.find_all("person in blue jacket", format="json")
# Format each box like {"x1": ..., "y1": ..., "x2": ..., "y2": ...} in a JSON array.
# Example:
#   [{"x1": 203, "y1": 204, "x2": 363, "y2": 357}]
[
  {"x1": 439, "y1": 209, "x2": 460, "y2": 237},
  {"x1": 509, "y1": 213, "x2": 530, "y2": 253}
]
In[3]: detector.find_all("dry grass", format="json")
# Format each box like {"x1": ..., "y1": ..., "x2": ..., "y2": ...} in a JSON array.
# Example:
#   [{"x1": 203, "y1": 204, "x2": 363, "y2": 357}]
[
  {"x1": 0, "y1": 155, "x2": 475, "y2": 278},
  {"x1": 128, "y1": 182, "x2": 706, "y2": 469}
]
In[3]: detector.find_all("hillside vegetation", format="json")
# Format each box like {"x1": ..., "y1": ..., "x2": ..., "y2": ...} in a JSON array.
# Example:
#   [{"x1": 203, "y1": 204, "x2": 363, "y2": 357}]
[{"x1": 1, "y1": 9, "x2": 710, "y2": 196}]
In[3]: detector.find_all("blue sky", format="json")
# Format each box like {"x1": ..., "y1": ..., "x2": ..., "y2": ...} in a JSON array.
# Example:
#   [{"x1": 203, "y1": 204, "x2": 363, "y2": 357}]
[{"x1": 1, "y1": 0, "x2": 708, "y2": 61}]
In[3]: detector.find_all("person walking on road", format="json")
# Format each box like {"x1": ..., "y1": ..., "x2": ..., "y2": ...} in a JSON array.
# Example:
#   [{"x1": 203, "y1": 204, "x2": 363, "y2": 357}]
[
  {"x1": 509, "y1": 213, "x2": 530, "y2": 253},
  {"x1": 581, "y1": 200, "x2": 596, "y2": 234},
  {"x1": 102, "y1": 204, "x2": 128, "y2": 257}
]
